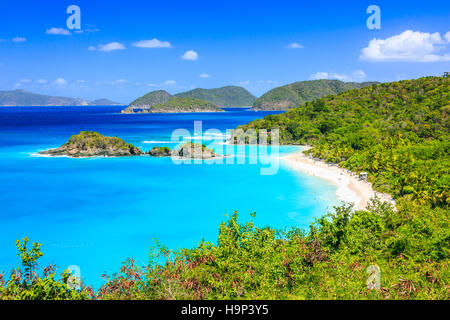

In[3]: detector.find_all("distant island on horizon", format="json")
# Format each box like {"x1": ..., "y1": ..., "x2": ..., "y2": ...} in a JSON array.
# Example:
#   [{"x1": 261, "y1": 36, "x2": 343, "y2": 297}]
[
  {"x1": 121, "y1": 85, "x2": 256, "y2": 113},
  {"x1": 122, "y1": 97, "x2": 225, "y2": 113},
  {"x1": 121, "y1": 80, "x2": 381, "y2": 113},
  {"x1": 1, "y1": 80, "x2": 382, "y2": 110},
  {"x1": 0, "y1": 89, "x2": 123, "y2": 107}
]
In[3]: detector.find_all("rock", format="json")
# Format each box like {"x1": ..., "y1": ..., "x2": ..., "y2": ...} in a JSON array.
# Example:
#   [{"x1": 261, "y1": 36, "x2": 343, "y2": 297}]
[
  {"x1": 39, "y1": 131, "x2": 143, "y2": 158},
  {"x1": 147, "y1": 146, "x2": 172, "y2": 157},
  {"x1": 175, "y1": 142, "x2": 219, "y2": 159}
]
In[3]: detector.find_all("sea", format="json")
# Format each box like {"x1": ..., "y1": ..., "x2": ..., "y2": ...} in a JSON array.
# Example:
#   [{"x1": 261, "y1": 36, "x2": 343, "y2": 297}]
[{"x1": 0, "y1": 106, "x2": 340, "y2": 288}]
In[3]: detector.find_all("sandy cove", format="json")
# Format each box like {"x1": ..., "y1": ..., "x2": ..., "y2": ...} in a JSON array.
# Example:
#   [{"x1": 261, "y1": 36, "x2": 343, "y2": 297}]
[{"x1": 282, "y1": 148, "x2": 395, "y2": 211}]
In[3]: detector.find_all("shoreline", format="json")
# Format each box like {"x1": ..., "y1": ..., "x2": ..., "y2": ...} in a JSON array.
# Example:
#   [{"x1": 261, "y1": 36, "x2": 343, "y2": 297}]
[{"x1": 281, "y1": 148, "x2": 395, "y2": 211}]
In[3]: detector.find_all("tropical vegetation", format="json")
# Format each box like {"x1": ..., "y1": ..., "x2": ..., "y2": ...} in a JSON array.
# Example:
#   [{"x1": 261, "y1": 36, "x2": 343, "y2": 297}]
[
  {"x1": 252, "y1": 79, "x2": 378, "y2": 110},
  {"x1": 176, "y1": 86, "x2": 256, "y2": 107},
  {"x1": 1, "y1": 76, "x2": 448, "y2": 300}
]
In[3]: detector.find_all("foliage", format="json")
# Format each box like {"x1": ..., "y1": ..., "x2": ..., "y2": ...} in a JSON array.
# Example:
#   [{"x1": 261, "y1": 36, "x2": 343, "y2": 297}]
[
  {"x1": 150, "y1": 97, "x2": 223, "y2": 112},
  {"x1": 97, "y1": 199, "x2": 448, "y2": 300},
  {"x1": 237, "y1": 76, "x2": 450, "y2": 206},
  {"x1": 2, "y1": 77, "x2": 448, "y2": 300},
  {"x1": 175, "y1": 86, "x2": 256, "y2": 107},
  {"x1": 0, "y1": 238, "x2": 92, "y2": 300},
  {"x1": 128, "y1": 86, "x2": 256, "y2": 109},
  {"x1": 129, "y1": 90, "x2": 172, "y2": 107},
  {"x1": 66, "y1": 131, "x2": 143, "y2": 154},
  {"x1": 252, "y1": 79, "x2": 378, "y2": 110},
  {"x1": 1, "y1": 199, "x2": 448, "y2": 301}
]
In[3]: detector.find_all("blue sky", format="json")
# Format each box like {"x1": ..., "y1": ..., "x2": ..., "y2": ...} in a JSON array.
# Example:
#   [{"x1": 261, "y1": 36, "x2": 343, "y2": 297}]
[{"x1": 0, "y1": 0, "x2": 449, "y2": 103}]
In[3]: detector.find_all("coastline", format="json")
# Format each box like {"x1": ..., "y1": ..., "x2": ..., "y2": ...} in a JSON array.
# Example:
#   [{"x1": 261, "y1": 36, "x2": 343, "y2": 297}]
[{"x1": 281, "y1": 148, "x2": 395, "y2": 211}]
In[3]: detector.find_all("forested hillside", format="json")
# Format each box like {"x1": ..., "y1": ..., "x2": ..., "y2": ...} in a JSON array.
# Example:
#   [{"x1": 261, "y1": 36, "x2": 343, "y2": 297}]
[
  {"x1": 175, "y1": 86, "x2": 256, "y2": 107},
  {"x1": 238, "y1": 76, "x2": 449, "y2": 206},
  {"x1": 252, "y1": 79, "x2": 378, "y2": 110}
]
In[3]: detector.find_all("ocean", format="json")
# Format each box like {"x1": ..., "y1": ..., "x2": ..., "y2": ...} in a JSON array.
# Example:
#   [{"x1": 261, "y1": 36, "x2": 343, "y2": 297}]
[{"x1": 0, "y1": 106, "x2": 340, "y2": 288}]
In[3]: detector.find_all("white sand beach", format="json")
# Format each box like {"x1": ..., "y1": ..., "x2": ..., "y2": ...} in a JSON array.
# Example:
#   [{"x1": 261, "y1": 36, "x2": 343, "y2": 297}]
[{"x1": 282, "y1": 149, "x2": 395, "y2": 211}]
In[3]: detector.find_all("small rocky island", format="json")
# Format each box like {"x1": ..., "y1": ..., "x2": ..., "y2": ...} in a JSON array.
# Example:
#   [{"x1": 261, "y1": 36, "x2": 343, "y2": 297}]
[
  {"x1": 174, "y1": 141, "x2": 220, "y2": 159},
  {"x1": 148, "y1": 142, "x2": 220, "y2": 159},
  {"x1": 39, "y1": 131, "x2": 222, "y2": 160},
  {"x1": 122, "y1": 97, "x2": 224, "y2": 114},
  {"x1": 39, "y1": 131, "x2": 144, "y2": 158},
  {"x1": 147, "y1": 146, "x2": 172, "y2": 157}
]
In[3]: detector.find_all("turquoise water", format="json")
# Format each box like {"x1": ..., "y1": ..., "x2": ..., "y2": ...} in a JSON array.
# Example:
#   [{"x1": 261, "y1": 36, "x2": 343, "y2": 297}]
[{"x1": 0, "y1": 106, "x2": 339, "y2": 288}]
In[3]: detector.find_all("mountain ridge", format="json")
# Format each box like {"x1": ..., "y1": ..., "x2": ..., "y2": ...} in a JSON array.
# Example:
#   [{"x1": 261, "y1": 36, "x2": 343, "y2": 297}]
[
  {"x1": 0, "y1": 89, "x2": 122, "y2": 106},
  {"x1": 124, "y1": 86, "x2": 256, "y2": 113},
  {"x1": 252, "y1": 79, "x2": 379, "y2": 110},
  {"x1": 174, "y1": 85, "x2": 256, "y2": 107}
]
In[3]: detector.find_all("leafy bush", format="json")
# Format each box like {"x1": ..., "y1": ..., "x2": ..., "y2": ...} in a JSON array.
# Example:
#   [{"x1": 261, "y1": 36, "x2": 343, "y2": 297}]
[{"x1": 0, "y1": 238, "x2": 92, "y2": 300}]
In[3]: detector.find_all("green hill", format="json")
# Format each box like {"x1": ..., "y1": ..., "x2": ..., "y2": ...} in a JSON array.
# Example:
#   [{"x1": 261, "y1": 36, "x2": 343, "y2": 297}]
[
  {"x1": 123, "y1": 86, "x2": 255, "y2": 113},
  {"x1": 122, "y1": 90, "x2": 172, "y2": 112},
  {"x1": 145, "y1": 97, "x2": 224, "y2": 113},
  {"x1": 90, "y1": 98, "x2": 122, "y2": 106},
  {"x1": 0, "y1": 89, "x2": 121, "y2": 106},
  {"x1": 175, "y1": 86, "x2": 256, "y2": 107},
  {"x1": 252, "y1": 79, "x2": 378, "y2": 110},
  {"x1": 235, "y1": 76, "x2": 449, "y2": 206},
  {"x1": 129, "y1": 90, "x2": 172, "y2": 107},
  {"x1": 0, "y1": 89, "x2": 89, "y2": 106}
]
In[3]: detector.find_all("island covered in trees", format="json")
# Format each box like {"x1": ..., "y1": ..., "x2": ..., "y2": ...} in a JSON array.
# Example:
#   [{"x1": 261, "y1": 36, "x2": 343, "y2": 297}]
[
  {"x1": 122, "y1": 86, "x2": 256, "y2": 113},
  {"x1": 39, "y1": 131, "x2": 220, "y2": 160},
  {"x1": 122, "y1": 97, "x2": 224, "y2": 113},
  {"x1": 39, "y1": 131, "x2": 144, "y2": 157}
]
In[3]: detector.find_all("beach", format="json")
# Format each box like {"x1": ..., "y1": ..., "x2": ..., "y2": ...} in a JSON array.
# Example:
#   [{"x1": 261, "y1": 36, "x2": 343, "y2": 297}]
[{"x1": 282, "y1": 149, "x2": 395, "y2": 211}]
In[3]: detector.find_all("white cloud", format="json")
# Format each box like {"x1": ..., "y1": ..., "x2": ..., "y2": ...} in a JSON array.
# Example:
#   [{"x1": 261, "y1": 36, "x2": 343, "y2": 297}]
[
  {"x1": 329, "y1": 73, "x2": 350, "y2": 81},
  {"x1": 199, "y1": 73, "x2": 210, "y2": 78},
  {"x1": 95, "y1": 79, "x2": 128, "y2": 86},
  {"x1": 14, "y1": 79, "x2": 33, "y2": 87},
  {"x1": 12, "y1": 37, "x2": 27, "y2": 42},
  {"x1": 445, "y1": 32, "x2": 450, "y2": 43},
  {"x1": 164, "y1": 80, "x2": 176, "y2": 86},
  {"x1": 54, "y1": 78, "x2": 67, "y2": 85},
  {"x1": 89, "y1": 42, "x2": 126, "y2": 52},
  {"x1": 352, "y1": 70, "x2": 367, "y2": 80},
  {"x1": 258, "y1": 80, "x2": 277, "y2": 84},
  {"x1": 46, "y1": 27, "x2": 71, "y2": 36},
  {"x1": 74, "y1": 28, "x2": 100, "y2": 34},
  {"x1": 36, "y1": 79, "x2": 48, "y2": 84},
  {"x1": 112, "y1": 79, "x2": 128, "y2": 85},
  {"x1": 360, "y1": 30, "x2": 450, "y2": 62},
  {"x1": 132, "y1": 38, "x2": 172, "y2": 48},
  {"x1": 182, "y1": 50, "x2": 198, "y2": 60},
  {"x1": 310, "y1": 70, "x2": 367, "y2": 82},
  {"x1": 286, "y1": 42, "x2": 304, "y2": 49},
  {"x1": 238, "y1": 80, "x2": 250, "y2": 86},
  {"x1": 310, "y1": 72, "x2": 330, "y2": 80}
]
